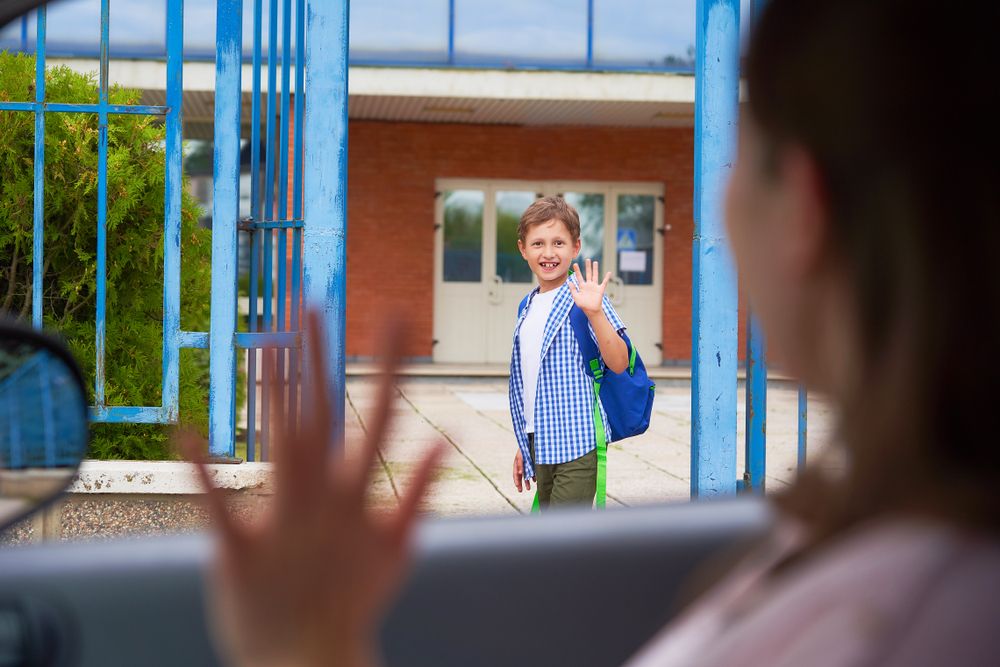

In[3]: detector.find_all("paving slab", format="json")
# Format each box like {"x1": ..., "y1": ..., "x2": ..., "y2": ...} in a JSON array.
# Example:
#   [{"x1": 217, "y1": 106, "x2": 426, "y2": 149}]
[{"x1": 347, "y1": 379, "x2": 519, "y2": 516}]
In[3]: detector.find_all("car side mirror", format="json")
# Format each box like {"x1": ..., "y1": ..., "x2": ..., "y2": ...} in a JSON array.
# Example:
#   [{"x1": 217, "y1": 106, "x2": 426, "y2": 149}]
[{"x1": 0, "y1": 320, "x2": 89, "y2": 532}]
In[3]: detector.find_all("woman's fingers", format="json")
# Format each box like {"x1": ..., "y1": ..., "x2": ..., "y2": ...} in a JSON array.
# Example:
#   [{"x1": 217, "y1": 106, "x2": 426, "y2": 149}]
[
  {"x1": 352, "y1": 317, "x2": 407, "y2": 499},
  {"x1": 179, "y1": 429, "x2": 244, "y2": 548},
  {"x1": 267, "y1": 348, "x2": 305, "y2": 498},
  {"x1": 389, "y1": 443, "x2": 446, "y2": 549},
  {"x1": 300, "y1": 310, "x2": 334, "y2": 461}
]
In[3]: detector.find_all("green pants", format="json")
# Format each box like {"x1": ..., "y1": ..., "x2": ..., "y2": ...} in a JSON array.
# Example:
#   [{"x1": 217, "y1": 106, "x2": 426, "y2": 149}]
[{"x1": 528, "y1": 436, "x2": 597, "y2": 509}]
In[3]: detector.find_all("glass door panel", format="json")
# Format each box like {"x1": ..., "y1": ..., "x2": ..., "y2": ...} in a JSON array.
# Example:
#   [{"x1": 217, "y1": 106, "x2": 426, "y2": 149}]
[
  {"x1": 616, "y1": 194, "x2": 655, "y2": 285},
  {"x1": 495, "y1": 190, "x2": 536, "y2": 284},
  {"x1": 564, "y1": 192, "x2": 605, "y2": 265},
  {"x1": 443, "y1": 190, "x2": 484, "y2": 282}
]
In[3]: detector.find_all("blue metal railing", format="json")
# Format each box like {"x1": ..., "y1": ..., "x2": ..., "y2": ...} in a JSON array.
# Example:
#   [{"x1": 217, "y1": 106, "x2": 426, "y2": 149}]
[
  {"x1": 743, "y1": 314, "x2": 767, "y2": 492},
  {"x1": 3, "y1": 0, "x2": 344, "y2": 462},
  {"x1": 301, "y1": 0, "x2": 350, "y2": 451},
  {"x1": 214, "y1": 0, "x2": 339, "y2": 460},
  {"x1": 0, "y1": 0, "x2": 190, "y2": 426},
  {"x1": 31, "y1": 11, "x2": 45, "y2": 331},
  {"x1": 691, "y1": 0, "x2": 741, "y2": 498},
  {"x1": 797, "y1": 386, "x2": 808, "y2": 472},
  {"x1": 228, "y1": 0, "x2": 311, "y2": 460},
  {"x1": 203, "y1": 0, "x2": 345, "y2": 459},
  {"x1": 247, "y1": 0, "x2": 264, "y2": 462},
  {"x1": 208, "y1": 0, "x2": 243, "y2": 457},
  {"x1": 696, "y1": 0, "x2": 810, "y2": 496}
]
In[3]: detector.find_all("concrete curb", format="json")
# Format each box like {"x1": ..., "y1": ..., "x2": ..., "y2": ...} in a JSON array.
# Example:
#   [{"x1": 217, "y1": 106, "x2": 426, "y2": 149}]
[{"x1": 68, "y1": 460, "x2": 274, "y2": 495}]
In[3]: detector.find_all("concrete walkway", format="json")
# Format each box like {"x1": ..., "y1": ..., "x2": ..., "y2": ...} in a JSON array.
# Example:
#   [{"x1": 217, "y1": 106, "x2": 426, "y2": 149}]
[
  {"x1": 0, "y1": 377, "x2": 834, "y2": 545},
  {"x1": 345, "y1": 377, "x2": 835, "y2": 517}
]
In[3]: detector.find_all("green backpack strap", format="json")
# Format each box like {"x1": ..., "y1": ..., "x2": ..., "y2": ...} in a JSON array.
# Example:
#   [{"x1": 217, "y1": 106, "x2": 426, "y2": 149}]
[
  {"x1": 589, "y1": 358, "x2": 608, "y2": 509},
  {"x1": 529, "y1": 357, "x2": 608, "y2": 512}
]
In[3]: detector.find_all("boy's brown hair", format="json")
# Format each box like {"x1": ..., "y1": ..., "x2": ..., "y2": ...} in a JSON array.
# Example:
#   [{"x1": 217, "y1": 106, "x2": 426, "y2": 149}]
[{"x1": 517, "y1": 196, "x2": 581, "y2": 243}]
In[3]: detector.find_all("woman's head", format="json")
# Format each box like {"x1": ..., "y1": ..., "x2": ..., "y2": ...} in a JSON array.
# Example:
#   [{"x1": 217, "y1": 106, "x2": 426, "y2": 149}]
[{"x1": 729, "y1": 0, "x2": 1000, "y2": 531}]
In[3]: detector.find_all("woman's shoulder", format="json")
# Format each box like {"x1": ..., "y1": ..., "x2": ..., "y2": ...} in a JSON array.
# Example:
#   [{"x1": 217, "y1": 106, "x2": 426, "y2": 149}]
[
  {"x1": 844, "y1": 520, "x2": 1000, "y2": 666},
  {"x1": 625, "y1": 518, "x2": 1000, "y2": 667},
  {"x1": 740, "y1": 519, "x2": 1000, "y2": 666}
]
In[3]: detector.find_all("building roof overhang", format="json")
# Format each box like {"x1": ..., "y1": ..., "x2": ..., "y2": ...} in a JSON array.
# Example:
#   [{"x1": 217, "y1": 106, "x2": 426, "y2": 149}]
[{"x1": 49, "y1": 59, "x2": 703, "y2": 139}]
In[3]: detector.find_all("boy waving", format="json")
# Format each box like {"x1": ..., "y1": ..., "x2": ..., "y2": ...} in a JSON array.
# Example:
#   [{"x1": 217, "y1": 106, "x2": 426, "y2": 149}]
[{"x1": 509, "y1": 196, "x2": 629, "y2": 510}]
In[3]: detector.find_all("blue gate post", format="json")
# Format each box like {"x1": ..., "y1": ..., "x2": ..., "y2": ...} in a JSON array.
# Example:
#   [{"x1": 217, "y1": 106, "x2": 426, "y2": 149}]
[
  {"x1": 302, "y1": 0, "x2": 349, "y2": 450},
  {"x1": 744, "y1": 315, "x2": 767, "y2": 491},
  {"x1": 289, "y1": 0, "x2": 306, "y2": 433},
  {"x1": 209, "y1": 0, "x2": 244, "y2": 457},
  {"x1": 691, "y1": 0, "x2": 741, "y2": 497},
  {"x1": 246, "y1": 0, "x2": 263, "y2": 462},
  {"x1": 95, "y1": 0, "x2": 110, "y2": 407},
  {"x1": 797, "y1": 387, "x2": 808, "y2": 472},
  {"x1": 743, "y1": 0, "x2": 769, "y2": 493},
  {"x1": 161, "y1": 0, "x2": 184, "y2": 422},
  {"x1": 31, "y1": 7, "x2": 46, "y2": 329}
]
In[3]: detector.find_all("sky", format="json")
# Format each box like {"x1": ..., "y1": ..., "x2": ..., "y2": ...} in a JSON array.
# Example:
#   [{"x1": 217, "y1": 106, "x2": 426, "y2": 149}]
[{"x1": 1, "y1": 0, "x2": 752, "y2": 68}]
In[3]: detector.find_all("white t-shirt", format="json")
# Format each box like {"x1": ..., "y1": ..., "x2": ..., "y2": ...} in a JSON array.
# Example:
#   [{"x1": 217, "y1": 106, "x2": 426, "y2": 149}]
[{"x1": 519, "y1": 288, "x2": 558, "y2": 434}]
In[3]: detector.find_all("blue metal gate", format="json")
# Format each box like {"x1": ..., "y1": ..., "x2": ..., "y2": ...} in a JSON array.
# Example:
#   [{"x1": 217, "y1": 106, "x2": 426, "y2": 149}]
[
  {"x1": 693, "y1": 0, "x2": 808, "y2": 496},
  {"x1": 209, "y1": 0, "x2": 348, "y2": 459},
  {"x1": 0, "y1": 0, "x2": 189, "y2": 426},
  {"x1": 1, "y1": 0, "x2": 349, "y2": 460}
]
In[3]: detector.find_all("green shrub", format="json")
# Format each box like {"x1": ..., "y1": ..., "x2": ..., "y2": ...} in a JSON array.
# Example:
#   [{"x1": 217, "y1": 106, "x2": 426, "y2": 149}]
[{"x1": 0, "y1": 51, "x2": 212, "y2": 460}]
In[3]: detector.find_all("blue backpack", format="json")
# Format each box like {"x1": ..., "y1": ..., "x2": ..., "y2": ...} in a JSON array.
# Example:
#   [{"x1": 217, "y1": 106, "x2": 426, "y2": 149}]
[{"x1": 518, "y1": 293, "x2": 655, "y2": 508}]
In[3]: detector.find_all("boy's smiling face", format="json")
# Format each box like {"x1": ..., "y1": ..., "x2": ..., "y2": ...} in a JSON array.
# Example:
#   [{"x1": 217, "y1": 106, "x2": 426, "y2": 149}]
[{"x1": 518, "y1": 218, "x2": 582, "y2": 292}]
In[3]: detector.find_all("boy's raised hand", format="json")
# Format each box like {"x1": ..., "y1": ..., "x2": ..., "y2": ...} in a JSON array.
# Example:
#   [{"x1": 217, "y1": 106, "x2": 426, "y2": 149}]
[{"x1": 570, "y1": 259, "x2": 612, "y2": 316}]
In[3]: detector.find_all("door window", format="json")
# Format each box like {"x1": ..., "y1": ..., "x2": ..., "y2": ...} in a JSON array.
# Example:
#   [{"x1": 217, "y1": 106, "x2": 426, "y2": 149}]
[
  {"x1": 616, "y1": 194, "x2": 655, "y2": 285},
  {"x1": 495, "y1": 190, "x2": 535, "y2": 284},
  {"x1": 564, "y1": 192, "x2": 605, "y2": 265},
  {"x1": 443, "y1": 190, "x2": 484, "y2": 282}
]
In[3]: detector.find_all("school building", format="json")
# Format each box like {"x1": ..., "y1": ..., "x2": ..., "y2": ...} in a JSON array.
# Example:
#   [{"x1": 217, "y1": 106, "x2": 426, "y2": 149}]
[
  {"x1": 345, "y1": 69, "x2": 696, "y2": 366},
  {"x1": 2, "y1": 0, "x2": 753, "y2": 366}
]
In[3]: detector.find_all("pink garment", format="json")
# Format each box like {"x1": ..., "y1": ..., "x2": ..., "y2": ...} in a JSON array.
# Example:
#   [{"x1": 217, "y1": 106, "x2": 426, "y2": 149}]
[{"x1": 625, "y1": 520, "x2": 1000, "y2": 667}]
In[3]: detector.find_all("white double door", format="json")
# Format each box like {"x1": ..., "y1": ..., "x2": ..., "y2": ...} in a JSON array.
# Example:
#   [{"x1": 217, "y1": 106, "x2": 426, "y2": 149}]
[{"x1": 433, "y1": 179, "x2": 664, "y2": 365}]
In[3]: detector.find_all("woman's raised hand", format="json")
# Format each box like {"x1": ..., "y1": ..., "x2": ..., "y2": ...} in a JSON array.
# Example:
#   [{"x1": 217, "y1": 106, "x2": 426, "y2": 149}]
[{"x1": 181, "y1": 311, "x2": 444, "y2": 667}]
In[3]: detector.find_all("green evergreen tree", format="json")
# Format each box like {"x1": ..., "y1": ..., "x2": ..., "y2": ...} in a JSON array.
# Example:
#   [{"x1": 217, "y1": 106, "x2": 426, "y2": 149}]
[{"x1": 0, "y1": 52, "x2": 211, "y2": 459}]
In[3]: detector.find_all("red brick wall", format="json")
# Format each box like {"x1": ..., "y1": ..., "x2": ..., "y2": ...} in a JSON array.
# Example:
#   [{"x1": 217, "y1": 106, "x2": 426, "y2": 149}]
[{"x1": 286, "y1": 119, "x2": 746, "y2": 363}]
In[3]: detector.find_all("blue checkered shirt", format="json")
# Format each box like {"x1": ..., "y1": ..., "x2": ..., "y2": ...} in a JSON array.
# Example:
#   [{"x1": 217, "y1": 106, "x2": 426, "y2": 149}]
[{"x1": 509, "y1": 276, "x2": 626, "y2": 480}]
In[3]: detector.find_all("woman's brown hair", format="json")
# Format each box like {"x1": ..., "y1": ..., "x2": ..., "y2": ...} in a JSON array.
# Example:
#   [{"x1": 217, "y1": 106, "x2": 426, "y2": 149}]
[{"x1": 747, "y1": 0, "x2": 1000, "y2": 544}]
